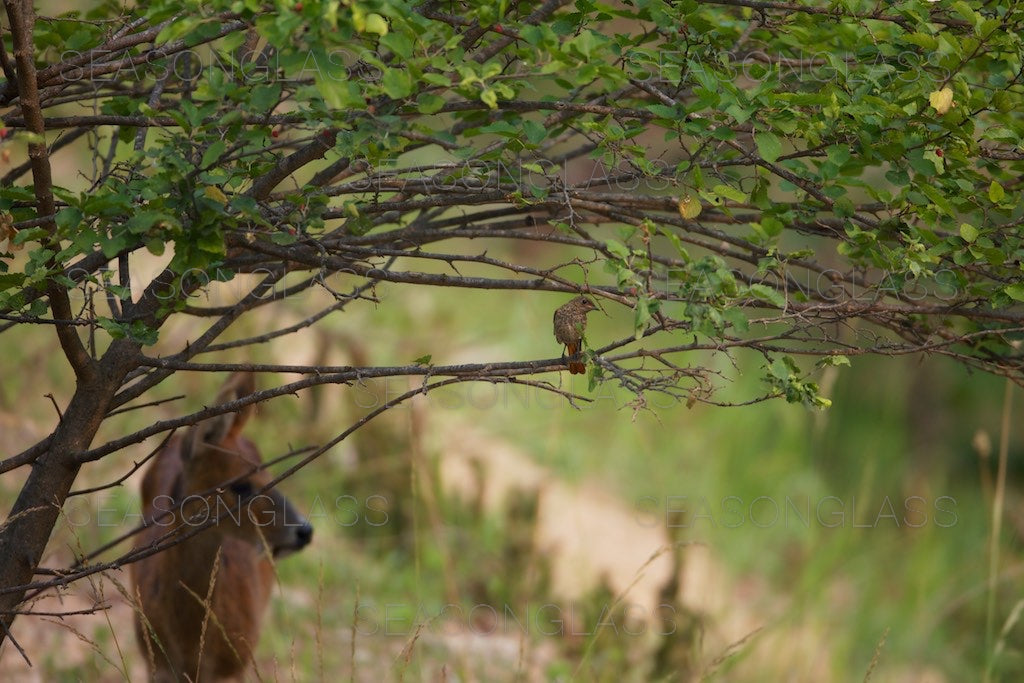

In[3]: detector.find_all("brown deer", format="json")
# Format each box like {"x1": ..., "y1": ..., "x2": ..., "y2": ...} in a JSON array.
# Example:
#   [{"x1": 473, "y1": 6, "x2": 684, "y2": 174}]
[{"x1": 131, "y1": 373, "x2": 313, "y2": 682}]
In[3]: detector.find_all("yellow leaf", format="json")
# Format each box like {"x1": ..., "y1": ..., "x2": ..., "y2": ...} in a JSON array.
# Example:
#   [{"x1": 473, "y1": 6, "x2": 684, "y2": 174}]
[
  {"x1": 677, "y1": 192, "x2": 702, "y2": 219},
  {"x1": 929, "y1": 87, "x2": 954, "y2": 114},
  {"x1": 325, "y1": 0, "x2": 339, "y2": 28},
  {"x1": 204, "y1": 185, "x2": 228, "y2": 204},
  {"x1": 362, "y1": 13, "x2": 388, "y2": 36}
]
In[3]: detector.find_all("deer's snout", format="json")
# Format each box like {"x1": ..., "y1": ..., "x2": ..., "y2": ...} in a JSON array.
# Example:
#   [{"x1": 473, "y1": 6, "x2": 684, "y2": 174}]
[
  {"x1": 272, "y1": 494, "x2": 314, "y2": 557},
  {"x1": 294, "y1": 521, "x2": 314, "y2": 548}
]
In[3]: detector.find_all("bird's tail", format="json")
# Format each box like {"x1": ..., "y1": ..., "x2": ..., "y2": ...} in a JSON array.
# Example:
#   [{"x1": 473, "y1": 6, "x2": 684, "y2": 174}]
[{"x1": 565, "y1": 342, "x2": 585, "y2": 374}]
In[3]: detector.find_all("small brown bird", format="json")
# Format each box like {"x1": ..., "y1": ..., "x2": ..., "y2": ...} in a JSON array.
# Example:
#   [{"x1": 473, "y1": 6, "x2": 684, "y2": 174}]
[{"x1": 553, "y1": 296, "x2": 598, "y2": 374}]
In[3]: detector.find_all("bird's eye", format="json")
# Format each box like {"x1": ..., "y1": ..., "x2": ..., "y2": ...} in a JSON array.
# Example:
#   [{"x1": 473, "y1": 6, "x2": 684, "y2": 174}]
[{"x1": 229, "y1": 481, "x2": 254, "y2": 498}]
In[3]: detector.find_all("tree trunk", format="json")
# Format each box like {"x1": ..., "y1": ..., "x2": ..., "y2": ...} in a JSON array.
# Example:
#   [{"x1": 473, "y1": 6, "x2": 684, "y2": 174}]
[{"x1": 0, "y1": 342, "x2": 137, "y2": 647}]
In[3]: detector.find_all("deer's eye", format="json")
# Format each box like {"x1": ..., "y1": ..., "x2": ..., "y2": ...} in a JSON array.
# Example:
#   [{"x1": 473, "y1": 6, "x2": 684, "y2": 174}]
[{"x1": 229, "y1": 481, "x2": 254, "y2": 498}]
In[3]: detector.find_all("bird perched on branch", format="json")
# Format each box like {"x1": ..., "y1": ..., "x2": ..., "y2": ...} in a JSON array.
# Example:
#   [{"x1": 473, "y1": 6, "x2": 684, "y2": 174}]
[{"x1": 553, "y1": 296, "x2": 598, "y2": 374}]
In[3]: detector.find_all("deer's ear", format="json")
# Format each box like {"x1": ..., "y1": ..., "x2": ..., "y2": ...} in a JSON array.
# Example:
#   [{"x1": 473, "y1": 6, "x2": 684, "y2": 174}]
[
  {"x1": 181, "y1": 412, "x2": 235, "y2": 462},
  {"x1": 216, "y1": 372, "x2": 257, "y2": 439},
  {"x1": 181, "y1": 422, "x2": 204, "y2": 463},
  {"x1": 181, "y1": 373, "x2": 258, "y2": 461}
]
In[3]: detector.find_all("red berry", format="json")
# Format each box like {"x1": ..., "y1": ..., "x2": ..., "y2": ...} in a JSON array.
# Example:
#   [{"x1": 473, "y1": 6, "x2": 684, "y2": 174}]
[
  {"x1": 494, "y1": 24, "x2": 504, "y2": 33},
  {"x1": 293, "y1": 2, "x2": 303, "y2": 10},
  {"x1": 0, "y1": 128, "x2": 9, "y2": 139},
  {"x1": 934, "y1": 148, "x2": 943, "y2": 157},
  {"x1": 271, "y1": 129, "x2": 280, "y2": 138}
]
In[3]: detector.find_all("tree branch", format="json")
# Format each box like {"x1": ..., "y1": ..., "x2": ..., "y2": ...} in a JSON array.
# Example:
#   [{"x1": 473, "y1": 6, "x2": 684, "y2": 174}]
[{"x1": 4, "y1": 0, "x2": 94, "y2": 381}]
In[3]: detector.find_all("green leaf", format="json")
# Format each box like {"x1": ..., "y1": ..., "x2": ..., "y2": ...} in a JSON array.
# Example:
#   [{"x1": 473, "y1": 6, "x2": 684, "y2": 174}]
[
  {"x1": 959, "y1": 223, "x2": 979, "y2": 243},
  {"x1": 567, "y1": 30, "x2": 600, "y2": 59},
  {"x1": 155, "y1": 17, "x2": 198, "y2": 44},
  {"x1": 522, "y1": 120, "x2": 546, "y2": 145},
  {"x1": 922, "y1": 149, "x2": 944, "y2": 174},
  {"x1": 1005, "y1": 283, "x2": 1024, "y2": 302},
  {"x1": 825, "y1": 145, "x2": 851, "y2": 167},
  {"x1": 587, "y1": 362, "x2": 603, "y2": 392},
  {"x1": 250, "y1": 84, "x2": 282, "y2": 113},
  {"x1": 646, "y1": 104, "x2": 680, "y2": 119},
  {"x1": 480, "y1": 88, "x2": 498, "y2": 109},
  {"x1": 749, "y1": 283, "x2": 786, "y2": 308},
  {"x1": 107, "y1": 283, "x2": 131, "y2": 300},
  {"x1": 271, "y1": 230, "x2": 298, "y2": 245},
  {"x1": 816, "y1": 355, "x2": 851, "y2": 367},
  {"x1": 0, "y1": 272, "x2": 26, "y2": 290},
  {"x1": 380, "y1": 33, "x2": 412, "y2": 59},
  {"x1": 126, "y1": 211, "x2": 169, "y2": 235},
  {"x1": 146, "y1": 238, "x2": 166, "y2": 256},
  {"x1": 903, "y1": 32, "x2": 938, "y2": 50},
  {"x1": 833, "y1": 197, "x2": 855, "y2": 218},
  {"x1": 768, "y1": 357, "x2": 793, "y2": 380},
  {"x1": 605, "y1": 240, "x2": 630, "y2": 260},
  {"x1": 197, "y1": 229, "x2": 225, "y2": 254},
  {"x1": 97, "y1": 317, "x2": 126, "y2": 339},
  {"x1": 754, "y1": 132, "x2": 783, "y2": 163},
  {"x1": 200, "y1": 140, "x2": 226, "y2": 169},
  {"x1": 412, "y1": 354, "x2": 433, "y2": 365},
  {"x1": 416, "y1": 94, "x2": 445, "y2": 114},
  {"x1": 723, "y1": 308, "x2": 749, "y2": 333},
  {"x1": 919, "y1": 183, "x2": 953, "y2": 215},
  {"x1": 382, "y1": 69, "x2": 414, "y2": 99},
  {"x1": 315, "y1": 75, "x2": 362, "y2": 109},
  {"x1": 952, "y1": 1, "x2": 977, "y2": 24},
  {"x1": 128, "y1": 320, "x2": 159, "y2": 345},
  {"x1": 759, "y1": 216, "x2": 783, "y2": 238},
  {"x1": 992, "y1": 91, "x2": 1013, "y2": 113},
  {"x1": 989, "y1": 181, "x2": 1005, "y2": 203},
  {"x1": 634, "y1": 297, "x2": 652, "y2": 339},
  {"x1": 712, "y1": 184, "x2": 747, "y2": 204},
  {"x1": 55, "y1": 207, "x2": 83, "y2": 232},
  {"x1": 187, "y1": 20, "x2": 226, "y2": 47}
]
